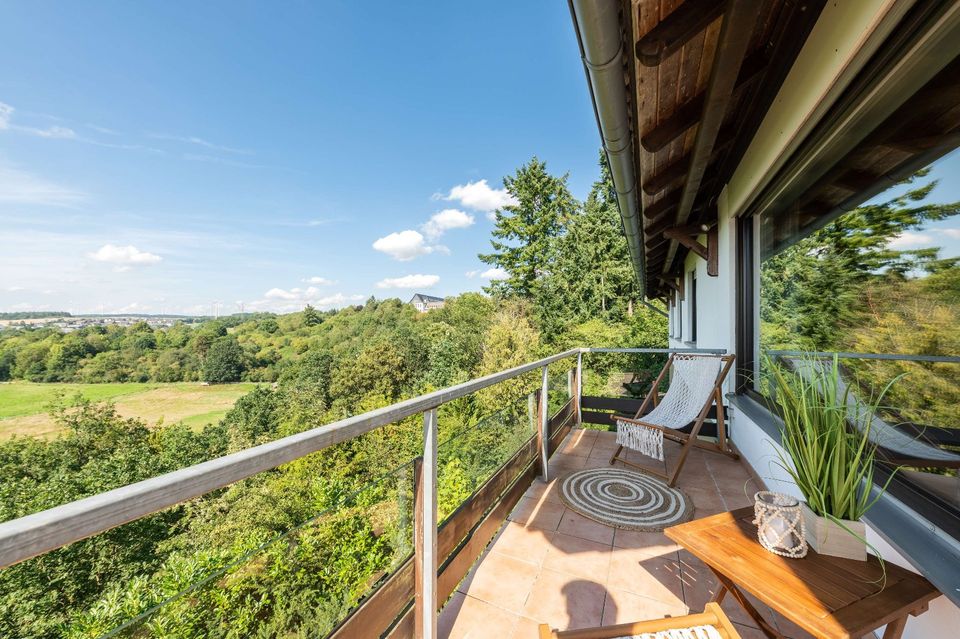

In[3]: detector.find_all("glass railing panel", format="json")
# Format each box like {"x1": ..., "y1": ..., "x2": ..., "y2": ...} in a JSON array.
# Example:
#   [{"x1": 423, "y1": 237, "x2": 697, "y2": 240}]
[
  {"x1": 50, "y1": 459, "x2": 416, "y2": 639},
  {"x1": 437, "y1": 393, "x2": 533, "y2": 523},
  {"x1": 546, "y1": 362, "x2": 573, "y2": 418},
  {"x1": 580, "y1": 351, "x2": 669, "y2": 401},
  {"x1": 0, "y1": 350, "x2": 583, "y2": 639}
]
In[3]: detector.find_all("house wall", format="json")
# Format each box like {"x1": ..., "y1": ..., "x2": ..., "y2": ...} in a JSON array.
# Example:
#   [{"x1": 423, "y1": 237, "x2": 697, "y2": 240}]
[{"x1": 667, "y1": 191, "x2": 737, "y2": 395}]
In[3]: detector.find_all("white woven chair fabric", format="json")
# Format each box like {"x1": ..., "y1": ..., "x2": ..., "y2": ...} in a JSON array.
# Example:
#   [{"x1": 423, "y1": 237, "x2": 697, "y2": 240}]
[
  {"x1": 616, "y1": 356, "x2": 722, "y2": 462},
  {"x1": 612, "y1": 624, "x2": 724, "y2": 639}
]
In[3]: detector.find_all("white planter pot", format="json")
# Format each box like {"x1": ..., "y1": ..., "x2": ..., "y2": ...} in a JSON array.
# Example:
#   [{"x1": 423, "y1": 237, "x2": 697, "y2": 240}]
[{"x1": 801, "y1": 503, "x2": 867, "y2": 561}]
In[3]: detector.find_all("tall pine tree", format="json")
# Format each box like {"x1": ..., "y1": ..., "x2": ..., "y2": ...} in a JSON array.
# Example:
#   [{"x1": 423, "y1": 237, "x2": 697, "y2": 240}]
[
  {"x1": 552, "y1": 151, "x2": 636, "y2": 320},
  {"x1": 479, "y1": 157, "x2": 577, "y2": 298}
]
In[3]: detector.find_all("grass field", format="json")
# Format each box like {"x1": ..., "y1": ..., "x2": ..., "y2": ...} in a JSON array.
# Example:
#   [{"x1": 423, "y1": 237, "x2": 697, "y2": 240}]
[{"x1": 0, "y1": 382, "x2": 258, "y2": 439}]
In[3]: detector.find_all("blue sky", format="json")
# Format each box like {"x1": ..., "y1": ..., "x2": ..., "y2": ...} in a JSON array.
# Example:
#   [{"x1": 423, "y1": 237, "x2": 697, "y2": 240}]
[
  {"x1": 1, "y1": 2, "x2": 958, "y2": 316},
  {"x1": 0, "y1": 1, "x2": 601, "y2": 315}
]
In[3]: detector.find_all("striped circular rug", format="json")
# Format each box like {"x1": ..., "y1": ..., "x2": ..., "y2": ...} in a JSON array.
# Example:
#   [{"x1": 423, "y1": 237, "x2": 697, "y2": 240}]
[{"x1": 558, "y1": 468, "x2": 694, "y2": 531}]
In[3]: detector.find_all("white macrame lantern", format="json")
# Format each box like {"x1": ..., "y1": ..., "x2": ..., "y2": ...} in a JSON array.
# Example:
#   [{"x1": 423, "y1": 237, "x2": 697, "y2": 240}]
[{"x1": 753, "y1": 491, "x2": 807, "y2": 559}]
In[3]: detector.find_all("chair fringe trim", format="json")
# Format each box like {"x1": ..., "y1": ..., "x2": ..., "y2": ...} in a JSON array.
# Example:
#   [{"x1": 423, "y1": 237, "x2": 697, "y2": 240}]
[
  {"x1": 613, "y1": 625, "x2": 723, "y2": 639},
  {"x1": 616, "y1": 420, "x2": 664, "y2": 462}
]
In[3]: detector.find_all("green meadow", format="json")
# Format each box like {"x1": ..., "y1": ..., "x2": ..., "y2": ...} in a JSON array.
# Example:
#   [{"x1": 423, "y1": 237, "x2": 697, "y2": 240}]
[{"x1": 0, "y1": 381, "x2": 257, "y2": 438}]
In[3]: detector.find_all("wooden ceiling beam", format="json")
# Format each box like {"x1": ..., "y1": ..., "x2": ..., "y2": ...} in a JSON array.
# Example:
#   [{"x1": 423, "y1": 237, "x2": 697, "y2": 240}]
[
  {"x1": 644, "y1": 214, "x2": 676, "y2": 239},
  {"x1": 636, "y1": 0, "x2": 726, "y2": 67},
  {"x1": 647, "y1": 245, "x2": 669, "y2": 262},
  {"x1": 667, "y1": 0, "x2": 759, "y2": 274},
  {"x1": 643, "y1": 132, "x2": 733, "y2": 197},
  {"x1": 883, "y1": 134, "x2": 950, "y2": 154},
  {"x1": 663, "y1": 227, "x2": 708, "y2": 261},
  {"x1": 645, "y1": 236, "x2": 667, "y2": 251},
  {"x1": 640, "y1": 49, "x2": 769, "y2": 153},
  {"x1": 643, "y1": 157, "x2": 690, "y2": 195},
  {"x1": 643, "y1": 187, "x2": 682, "y2": 220},
  {"x1": 832, "y1": 169, "x2": 881, "y2": 194}
]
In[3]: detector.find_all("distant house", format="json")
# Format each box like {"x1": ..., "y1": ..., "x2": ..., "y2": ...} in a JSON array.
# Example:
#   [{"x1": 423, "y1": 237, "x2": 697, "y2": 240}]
[{"x1": 409, "y1": 293, "x2": 445, "y2": 312}]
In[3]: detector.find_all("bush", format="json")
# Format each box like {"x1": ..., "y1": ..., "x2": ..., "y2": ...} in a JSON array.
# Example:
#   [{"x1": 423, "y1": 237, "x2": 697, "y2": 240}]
[{"x1": 202, "y1": 336, "x2": 245, "y2": 383}]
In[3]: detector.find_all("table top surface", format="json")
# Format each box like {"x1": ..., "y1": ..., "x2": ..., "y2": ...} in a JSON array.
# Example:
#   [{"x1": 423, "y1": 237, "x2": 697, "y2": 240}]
[{"x1": 665, "y1": 507, "x2": 941, "y2": 638}]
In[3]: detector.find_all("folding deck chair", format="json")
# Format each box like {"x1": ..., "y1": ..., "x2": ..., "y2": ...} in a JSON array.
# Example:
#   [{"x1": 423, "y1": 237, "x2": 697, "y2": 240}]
[
  {"x1": 538, "y1": 602, "x2": 742, "y2": 638},
  {"x1": 610, "y1": 354, "x2": 737, "y2": 487},
  {"x1": 786, "y1": 356, "x2": 960, "y2": 469}
]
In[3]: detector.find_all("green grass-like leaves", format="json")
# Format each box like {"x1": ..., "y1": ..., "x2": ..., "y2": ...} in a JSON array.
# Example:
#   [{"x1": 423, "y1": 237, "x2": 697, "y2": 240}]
[{"x1": 765, "y1": 354, "x2": 899, "y2": 521}]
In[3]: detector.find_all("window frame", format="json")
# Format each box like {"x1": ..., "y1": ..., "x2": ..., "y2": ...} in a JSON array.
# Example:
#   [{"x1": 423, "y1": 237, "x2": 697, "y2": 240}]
[
  {"x1": 690, "y1": 271, "x2": 697, "y2": 344},
  {"x1": 733, "y1": 209, "x2": 960, "y2": 543}
]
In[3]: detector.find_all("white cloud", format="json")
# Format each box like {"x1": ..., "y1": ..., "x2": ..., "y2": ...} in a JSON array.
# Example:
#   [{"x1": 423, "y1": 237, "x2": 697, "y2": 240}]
[
  {"x1": 422, "y1": 208, "x2": 474, "y2": 239},
  {"x1": 149, "y1": 133, "x2": 252, "y2": 155},
  {"x1": 442, "y1": 179, "x2": 518, "y2": 218},
  {"x1": 29, "y1": 125, "x2": 76, "y2": 139},
  {"x1": 465, "y1": 270, "x2": 479, "y2": 278},
  {"x1": 942, "y1": 228, "x2": 960, "y2": 239},
  {"x1": 88, "y1": 244, "x2": 162, "y2": 265},
  {"x1": 0, "y1": 102, "x2": 12, "y2": 129},
  {"x1": 86, "y1": 124, "x2": 119, "y2": 135},
  {"x1": 265, "y1": 286, "x2": 340, "y2": 301},
  {"x1": 376, "y1": 274, "x2": 440, "y2": 289},
  {"x1": 480, "y1": 267, "x2": 509, "y2": 280},
  {"x1": 5, "y1": 286, "x2": 25, "y2": 292},
  {"x1": 251, "y1": 288, "x2": 364, "y2": 313},
  {"x1": 303, "y1": 276, "x2": 336, "y2": 285},
  {"x1": 313, "y1": 293, "x2": 365, "y2": 307},
  {"x1": 119, "y1": 302, "x2": 151, "y2": 313},
  {"x1": 372, "y1": 230, "x2": 443, "y2": 261},
  {"x1": 888, "y1": 231, "x2": 934, "y2": 249},
  {"x1": 0, "y1": 166, "x2": 87, "y2": 206},
  {"x1": 265, "y1": 287, "x2": 299, "y2": 300},
  {"x1": 0, "y1": 102, "x2": 77, "y2": 139}
]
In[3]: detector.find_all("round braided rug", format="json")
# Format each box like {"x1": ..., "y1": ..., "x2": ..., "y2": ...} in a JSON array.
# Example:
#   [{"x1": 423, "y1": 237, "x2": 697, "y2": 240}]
[{"x1": 558, "y1": 467, "x2": 694, "y2": 531}]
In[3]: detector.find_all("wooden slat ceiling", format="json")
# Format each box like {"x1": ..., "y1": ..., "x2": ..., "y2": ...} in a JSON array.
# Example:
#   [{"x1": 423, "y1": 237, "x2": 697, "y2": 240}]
[{"x1": 623, "y1": 0, "x2": 826, "y2": 298}]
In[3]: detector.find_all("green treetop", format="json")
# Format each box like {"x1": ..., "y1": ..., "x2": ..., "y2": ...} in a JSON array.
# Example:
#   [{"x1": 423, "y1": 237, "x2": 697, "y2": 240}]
[{"x1": 479, "y1": 157, "x2": 577, "y2": 298}]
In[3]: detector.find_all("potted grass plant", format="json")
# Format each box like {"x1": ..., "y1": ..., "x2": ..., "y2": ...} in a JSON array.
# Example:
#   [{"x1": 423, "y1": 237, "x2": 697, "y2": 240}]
[{"x1": 764, "y1": 354, "x2": 899, "y2": 561}]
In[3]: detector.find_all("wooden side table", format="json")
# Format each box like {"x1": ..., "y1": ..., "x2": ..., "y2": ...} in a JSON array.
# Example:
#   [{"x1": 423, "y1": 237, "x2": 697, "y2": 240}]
[{"x1": 665, "y1": 508, "x2": 941, "y2": 639}]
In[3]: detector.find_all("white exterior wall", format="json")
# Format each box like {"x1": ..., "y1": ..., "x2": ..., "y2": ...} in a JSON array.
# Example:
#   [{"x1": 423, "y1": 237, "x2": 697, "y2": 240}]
[{"x1": 666, "y1": 191, "x2": 737, "y2": 395}]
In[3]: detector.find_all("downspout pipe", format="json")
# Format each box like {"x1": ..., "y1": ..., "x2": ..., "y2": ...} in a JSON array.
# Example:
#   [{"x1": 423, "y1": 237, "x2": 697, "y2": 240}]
[{"x1": 568, "y1": 0, "x2": 646, "y2": 297}]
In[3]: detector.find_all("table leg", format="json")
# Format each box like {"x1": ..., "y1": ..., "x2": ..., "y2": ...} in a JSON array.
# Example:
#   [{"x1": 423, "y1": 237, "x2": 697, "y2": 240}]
[
  {"x1": 881, "y1": 616, "x2": 908, "y2": 639},
  {"x1": 711, "y1": 584, "x2": 728, "y2": 605},
  {"x1": 709, "y1": 569, "x2": 783, "y2": 639}
]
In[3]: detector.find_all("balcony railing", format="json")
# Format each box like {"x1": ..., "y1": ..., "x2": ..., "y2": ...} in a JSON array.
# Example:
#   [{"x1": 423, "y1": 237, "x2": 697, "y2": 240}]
[{"x1": 0, "y1": 347, "x2": 724, "y2": 638}]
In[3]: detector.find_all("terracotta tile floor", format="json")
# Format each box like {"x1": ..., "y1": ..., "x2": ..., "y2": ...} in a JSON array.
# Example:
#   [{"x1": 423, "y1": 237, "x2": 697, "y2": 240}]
[{"x1": 438, "y1": 428, "x2": 815, "y2": 639}]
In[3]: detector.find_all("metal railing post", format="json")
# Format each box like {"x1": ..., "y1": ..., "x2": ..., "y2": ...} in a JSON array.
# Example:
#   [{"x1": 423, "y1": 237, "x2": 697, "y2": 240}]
[
  {"x1": 540, "y1": 366, "x2": 549, "y2": 481},
  {"x1": 576, "y1": 351, "x2": 583, "y2": 426},
  {"x1": 414, "y1": 409, "x2": 438, "y2": 639}
]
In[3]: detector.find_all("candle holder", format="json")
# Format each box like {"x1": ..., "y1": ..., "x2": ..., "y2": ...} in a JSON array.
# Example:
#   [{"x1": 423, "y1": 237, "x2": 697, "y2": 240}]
[{"x1": 753, "y1": 491, "x2": 807, "y2": 558}]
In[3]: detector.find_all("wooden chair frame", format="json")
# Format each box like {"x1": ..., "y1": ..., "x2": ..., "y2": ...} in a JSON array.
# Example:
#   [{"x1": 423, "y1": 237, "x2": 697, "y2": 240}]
[
  {"x1": 610, "y1": 353, "x2": 737, "y2": 487},
  {"x1": 538, "y1": 602, "x2": 742, "y2": 638}
]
